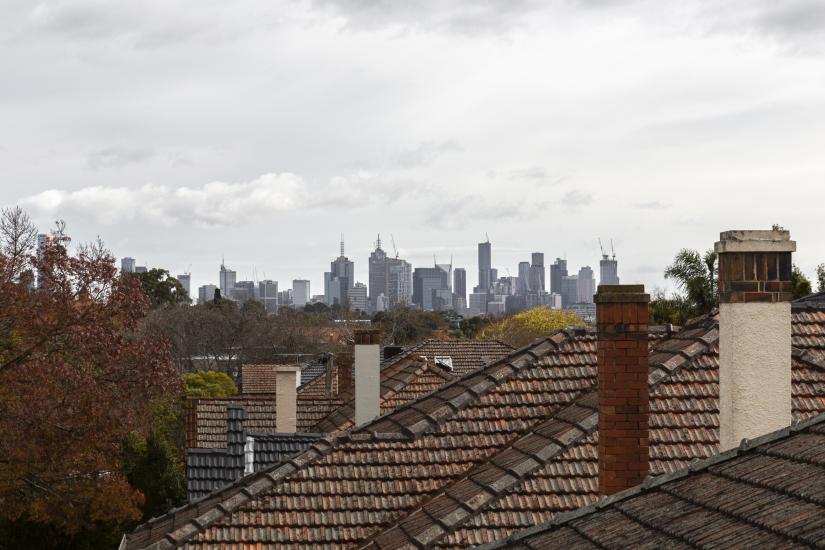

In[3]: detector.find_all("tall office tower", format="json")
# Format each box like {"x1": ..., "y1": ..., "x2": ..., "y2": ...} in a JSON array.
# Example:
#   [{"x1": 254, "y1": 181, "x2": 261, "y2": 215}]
[
  {"x1": 219, "y1": 261, "x2": 236, "y2": 297},
  {"x1": 600, "y1": 253, "x2": 619, "y2": 286},
  {"x1": 292, "y1": 280, "x2": 310, "y2": 308},
  {"x1": 121, "y1": 256, "x2": 136, "y2": 273},
  {"x1": 369, "y1": 235, "x2": 389, "y2": 309},
  {"x1": 454, "y1": 268, "x2": 467, "y2": 305},
  {"x1": 530, "y1": 252, "x2": 545, "y2": 292},
  {"x1": 231, "y1": 280, "x2": 256, "y2": 303},
  {"x1": 325, "y1": 236, "x2": 355, "y2": 306},
  {"x1": 478, "y1": 239, "x2": 492, "y2": 292},
  {"x1": 413, "y1": 266, "x2": 450, "y2": 311},
  {"x1": 550, "y1": 258, "x2": 568, "y2": 295},
  {"x1": 369, "y1": 235, "x2": 412, "y2": 310},
  {"x1": 176, "y1": 273, "x2": 191, "y2": 301},
  {"x1": 577, "y1": 266, "x2": 596, "y2": 304},
  {"x1": 518, "y1": 261, "x2": 531, "y2": 295},
  {"x1": 435, "y1": 261, "x2": 453, "y2": 291},
  {"x1": 258, "y1": 280, "x2": 278, "y2": 313},
  {"x1": 561, "y1": 274, "x2": 579, "y2": 308},
  {"x1": 349, "y1": 282, "x2": 368, "y2": 312},
  {"x1": 198, "y1": 284, "x2": 218, "y2": 304}
]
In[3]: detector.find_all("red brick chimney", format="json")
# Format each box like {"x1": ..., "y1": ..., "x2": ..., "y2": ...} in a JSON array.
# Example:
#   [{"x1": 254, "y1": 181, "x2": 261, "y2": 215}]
[
  {"x1": 595, "y1": 284, "x2": 650, "y2": 496},
  {"x1": 336, "y1": 351, "x2": 354, "y2": 396}
]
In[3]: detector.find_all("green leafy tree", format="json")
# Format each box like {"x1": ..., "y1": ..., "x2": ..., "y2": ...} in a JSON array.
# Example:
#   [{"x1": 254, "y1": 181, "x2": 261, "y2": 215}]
[
  {"x1": 182, "y1": 370, "x2": 238, "y2": 398},
  {"x1": 122, "y1": 431, "x2": 186, "y2": 522},
  {"x1": 664, "y1": 248, "x2": 718, "y2": 314},
  {"x1": 477, "y1": 307, "x2": 584, "y2": 348},
  {"x1": 816, "y1": 263, "x2": 825, "y2": 293},
  {"x1": 130, "y1": 268, "x2": 190, "y2": 308},
  {"x1": 648, "y1": 289, "x2": 695, "y2": 326},
  {"x1": 792, "y1": 265, "x2": 812, "y2": 300}
]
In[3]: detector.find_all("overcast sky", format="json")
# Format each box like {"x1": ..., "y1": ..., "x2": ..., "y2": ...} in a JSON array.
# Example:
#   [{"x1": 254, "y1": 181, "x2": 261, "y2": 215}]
[{"x1": 2, "y1": 0, "x2": 824, "y2": 296}]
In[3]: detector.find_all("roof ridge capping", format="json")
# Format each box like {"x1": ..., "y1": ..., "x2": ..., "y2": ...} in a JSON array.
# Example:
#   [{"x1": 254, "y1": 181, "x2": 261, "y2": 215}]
[{"x1": 480, "y1": 410, "x2": 825, "y2": 550}]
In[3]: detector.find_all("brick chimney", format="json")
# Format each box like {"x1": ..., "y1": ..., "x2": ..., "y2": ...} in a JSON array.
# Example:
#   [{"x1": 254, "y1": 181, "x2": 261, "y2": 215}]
[
  {"x1": 354, "y1": 328, "x2": 381, "y2": 426},
  {"x1": 595, "y1": 284, "x2": 650, "y2": 496},
  {"x1": 336, "y1": 351, "x2": 354, "y2": 396},
  {"x1": 274, "y1": 365, "x2": 301, "y2": 433},
  {"x1": 715, "y1": 229, "x2": 795, "y2": 451}
]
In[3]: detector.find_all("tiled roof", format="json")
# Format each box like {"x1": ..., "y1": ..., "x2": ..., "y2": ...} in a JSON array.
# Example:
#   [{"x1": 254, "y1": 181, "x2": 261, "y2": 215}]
[
  {"x1": 239, "y1": 364, "x2": 279, "y2": 394},
  {"x1": 482, "y1": 412, "x2": 825, "y2": 549},
  {"x1": 383, "y1": 339, "x2": 514, "y2": 374},
  {"x1": 122, "y1": 310, "x2": 825, "y2": 549}
]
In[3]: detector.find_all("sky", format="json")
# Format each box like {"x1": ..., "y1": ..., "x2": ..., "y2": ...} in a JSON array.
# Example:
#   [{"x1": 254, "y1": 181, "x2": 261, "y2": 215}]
[{"x1": 2, "y1": 0, "x2": 824, "y2": 296}]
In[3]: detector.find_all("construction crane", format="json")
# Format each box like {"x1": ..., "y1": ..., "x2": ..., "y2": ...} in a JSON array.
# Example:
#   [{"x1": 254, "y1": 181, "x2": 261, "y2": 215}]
[
  {"x1": 610, "y1": 239, "x2": 616, "y2": 260},
  {"x1": 391, "y1": 234, "x2": 399, "y2": 259},
  {"x1": 598, "y1": 238, "x2": 608, "y2": 259}
]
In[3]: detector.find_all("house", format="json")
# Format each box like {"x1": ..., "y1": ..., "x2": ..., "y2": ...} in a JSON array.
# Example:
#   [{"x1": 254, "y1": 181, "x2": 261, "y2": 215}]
[{"x1": 121, "y1": 229, "x2": 825, "y2": 550}]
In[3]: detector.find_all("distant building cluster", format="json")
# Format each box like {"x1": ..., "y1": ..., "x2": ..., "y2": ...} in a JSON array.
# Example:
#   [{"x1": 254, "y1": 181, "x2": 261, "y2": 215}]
[{"x1": 119, "y1": 234, "x2": 620, "y2": 321}]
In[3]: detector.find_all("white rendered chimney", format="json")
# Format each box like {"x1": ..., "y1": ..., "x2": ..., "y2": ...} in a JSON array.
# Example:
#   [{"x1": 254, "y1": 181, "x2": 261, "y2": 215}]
[
  {"x1": 354, "y1": 329, "x2": 381, "y2": 426},
  {"x1": 274, "y1": 365, "x2": 301, "y2": 433},
  {"x1": 715, "y1": 229, "x2": 796, "y2": 451}
]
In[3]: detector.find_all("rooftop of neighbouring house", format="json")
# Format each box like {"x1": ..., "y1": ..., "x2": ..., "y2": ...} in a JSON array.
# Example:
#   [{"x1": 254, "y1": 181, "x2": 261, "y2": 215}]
[{"x1": 121, "y1": 308, "x2": 825, "y2": 549}]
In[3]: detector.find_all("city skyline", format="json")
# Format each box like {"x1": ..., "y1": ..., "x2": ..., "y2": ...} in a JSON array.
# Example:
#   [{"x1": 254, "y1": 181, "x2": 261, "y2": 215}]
[{"x1": 2, "y1": 1, "x2": 822, "y2": 303}]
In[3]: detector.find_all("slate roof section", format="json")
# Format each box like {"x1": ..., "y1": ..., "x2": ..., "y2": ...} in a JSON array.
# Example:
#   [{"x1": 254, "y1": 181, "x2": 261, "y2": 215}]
[
  {"x1": 122, "y1": 310, "x2": 825, "y2": 549},
  {"x1": 383, "y1": 339, "x2": 514, "y2": 374},
  {"x1": 481, "y1": 412, "x2": 825, "y2": 550}
]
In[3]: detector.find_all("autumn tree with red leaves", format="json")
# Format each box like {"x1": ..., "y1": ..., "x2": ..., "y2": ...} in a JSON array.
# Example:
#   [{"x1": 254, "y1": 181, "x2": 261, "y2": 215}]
[{"x1": 0, "y1": 207, "x2": 179, "y2": 547}]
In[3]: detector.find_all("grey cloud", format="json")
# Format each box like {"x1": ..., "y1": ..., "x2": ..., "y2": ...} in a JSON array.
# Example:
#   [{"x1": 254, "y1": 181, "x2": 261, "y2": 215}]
[
  {"x1": 394, "y1": 140, "x2": 460, "y2": 168},
  {"x1": 425, "y1": 193, "x2": 549, "y2": 230},
  {"x1": 87, "y1": 147, "x2": 155, "y2": 170},
  {"x1": 634, "y1": 201, "x2": 670, "y2": 210},
  {"x1": 561, "y1": 190, "x2": 592, "y2": 207}
]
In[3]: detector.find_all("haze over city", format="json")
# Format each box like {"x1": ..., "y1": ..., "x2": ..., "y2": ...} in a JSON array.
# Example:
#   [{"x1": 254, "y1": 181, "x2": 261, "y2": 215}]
[{"x1": 2, "y1": 1, "x2": 824, "y2": 294}]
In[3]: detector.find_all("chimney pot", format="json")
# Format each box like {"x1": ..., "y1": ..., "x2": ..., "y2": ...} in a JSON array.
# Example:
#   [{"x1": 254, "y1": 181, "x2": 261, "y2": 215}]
[
  {"x1": 715, "y1": 229, "x2": 794, "y2": 450},
  {"x1": 596, "y1": 284, "x2": 650, "y2": 496}
]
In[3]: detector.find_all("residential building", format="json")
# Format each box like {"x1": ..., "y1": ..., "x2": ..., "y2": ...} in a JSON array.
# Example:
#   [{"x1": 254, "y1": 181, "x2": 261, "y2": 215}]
[
  {"x1": 453, "y1": 267, "x2": 467, "y2": 305},
  {"x1": 549, "y1": 257, "x2": 567, "y2": 295},
  {"x1": 577, "y1": 265, "x2": 596, "y2": 303},
  {"x1": 219, "y1": 261, "x2": 236, "y2": 297},
  {"x1": 292, "y1": 279, "x2": 310, "y2": 308},
  {"x1": 197, "y1": 284, "x2": 218, "y2": 305}
]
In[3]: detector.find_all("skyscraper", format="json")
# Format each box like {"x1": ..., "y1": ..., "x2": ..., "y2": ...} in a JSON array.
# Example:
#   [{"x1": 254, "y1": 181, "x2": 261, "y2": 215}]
[
  {"x1": 550, "y1": 258, "x2": 568, "y2": 295},
  {"x1": 561, "y1": 274, "x2": 578, "y2": 308},
  {"x1": 454, "y1": 268, "x2": 467, "y2": 305},
  {"x1": 176, "y1": 273, "x2": 191, "y2": 301},
  {"x1": 198, "y1": 284, "x2": 218, "y2": 304},
  {"x1": 121, "y1": 256, "x2": 136, "y2": 273},
  {"x1": 348, "y1": 282, "x2": 368, "y2": 312},
  {"x1": 292, "y1": 280, "x2": 310, "y2": 308},
  {"x1": 517, "y1": 261, "x2": 531, "y2": 295},
  {"x1": 478, "y1": 239, "x2": 492, "y2": 292},
  {"x1": 413, "y1": 266, "x2": 450, "y2": 311},
  {"x1": 577, "y1": 266, "x2": 596, "y2": 304},
  {"x1": 530, "y1": 252, "x2": 545, "y2": 292},
  {"x1": 219, "y1": 261, "x2": 236, "y2": 297},
  {"x1": 325, "y1": 236, "x2": 355, "y2": 306},
  {"x1": 369, "y1": 235, "x2": 412, "y2": 310},
  {"x1": 600, "y1": 253, "x2": 619, "y2": 286},
  {"x1": 258, "y1": 280, "x2": 278, "y2": 313}
]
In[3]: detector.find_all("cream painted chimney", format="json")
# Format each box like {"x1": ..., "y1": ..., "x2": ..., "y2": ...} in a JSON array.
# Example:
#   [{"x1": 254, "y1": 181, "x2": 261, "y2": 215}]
[
  {"x1": 274, "y1": 365, "x2": 301, "y2": 433},
  {"x1": 715, "y1": 229, "x2": 795, "y2": 451},
  {"x1": 354, "y1": 329, "x2": 381, "y2": 426}
]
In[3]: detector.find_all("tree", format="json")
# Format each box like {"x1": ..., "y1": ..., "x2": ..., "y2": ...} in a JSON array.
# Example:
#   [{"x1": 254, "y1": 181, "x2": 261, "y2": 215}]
[
  {"x1": 182, "y1": 370, "x2": 238, "y2": 397},
  {"x1": 0, "y1": 208, "x2": 178, "y2": 546},
  {"x1": 122, "y1": 431, "x2": 185, "y2": 522},
  {"x1": 129, "y1": 268, "x2": 189, "y2": 308},
  {"x1": 476, "y1": 307, "x2": 584, "y2": 348},
  {"x1": 648, "y1": 289, "x2": 695, "y2": 326},
  {"x1": 792, "y1": 264, "x2": 812, "y2": 300},
  {"x1": 816, "y1": 264, "x2": 825, "y2": 293},
  {"x1": 373, "y1": 306, "x2": 449, "y2": 345},
  {"x1": 664, "y1": 248, "x2": 718, "y2": 314}
]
